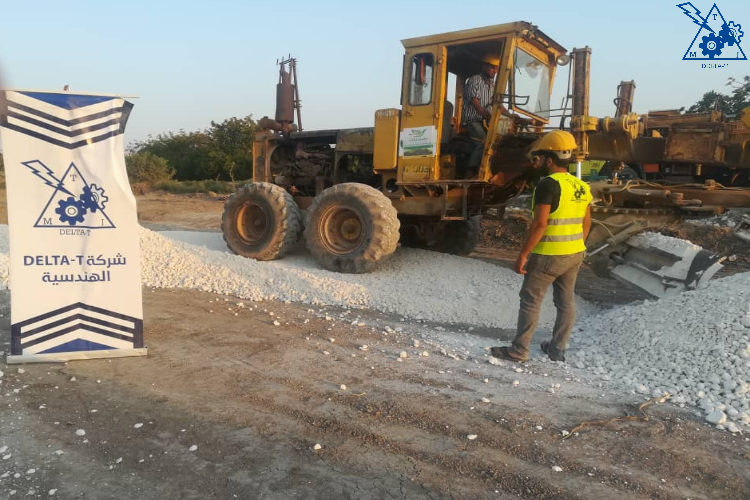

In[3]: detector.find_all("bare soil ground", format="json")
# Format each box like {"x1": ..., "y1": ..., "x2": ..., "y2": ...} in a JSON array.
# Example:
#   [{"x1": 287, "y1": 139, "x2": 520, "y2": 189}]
[
  {"x1": 2, "y1": 191, "x2": 749, "y2": 500},
  {"x1": 135, "y1": 191, "x2": 226, "y2": 231}
]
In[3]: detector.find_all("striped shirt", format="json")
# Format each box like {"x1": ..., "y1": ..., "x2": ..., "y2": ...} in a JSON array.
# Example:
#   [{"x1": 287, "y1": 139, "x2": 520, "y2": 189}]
[{"x1": 461, "y1": 74, "x2": 494, "y2": 124}]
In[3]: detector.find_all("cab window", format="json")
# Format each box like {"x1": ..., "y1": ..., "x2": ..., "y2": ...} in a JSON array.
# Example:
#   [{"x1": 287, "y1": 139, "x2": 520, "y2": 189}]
[
  {"x1": 513, "y1": 48, "x2": 550, "y2": 119},
  {"x1": 409, "y1": 53, "x2": 434, "y2": 106}
]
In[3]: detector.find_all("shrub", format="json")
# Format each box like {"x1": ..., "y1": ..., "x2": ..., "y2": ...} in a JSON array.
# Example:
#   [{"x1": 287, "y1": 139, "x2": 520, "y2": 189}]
[
  {"x1": 126, "y1": 152, "x2": 175, "y2": 185},
  {"x1": 153, "y1": 180, "x2": 240, "y2": 194},
  {"x1": 131, "y1": 182, "x2": 150, "y2": 195}
]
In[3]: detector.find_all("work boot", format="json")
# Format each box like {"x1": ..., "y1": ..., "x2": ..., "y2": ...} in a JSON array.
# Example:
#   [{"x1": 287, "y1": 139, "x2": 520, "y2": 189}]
[
  {"x1": 490, "y1": 346, "x2": 528, "y2": 363},
  {"x1": 540, "y1": 340, "x2": 566, "y2": 362}
]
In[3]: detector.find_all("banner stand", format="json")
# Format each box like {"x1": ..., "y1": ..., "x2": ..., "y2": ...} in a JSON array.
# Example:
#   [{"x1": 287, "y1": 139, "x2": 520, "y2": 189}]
[
  {"x1": 0, "y1": 89, "x2": 145, "y2": 363},
  {"x1": 7, "y1": 348, "x2": 148, "y2": 365}
]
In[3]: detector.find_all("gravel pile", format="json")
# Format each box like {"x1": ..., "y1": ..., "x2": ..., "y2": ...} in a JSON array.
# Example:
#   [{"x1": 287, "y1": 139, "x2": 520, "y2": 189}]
[
  {"x1": 0, "y1": 225, "x2": 592, "y2": 328},
  {"x1": 3, "y1": 224, "x2": 747, "y2": 431},
  {"x1": 144, "y1": 229, "x2": 598, "y2": 328},
  {"x1": 571, "y1": 271, "x2": 750, "y2": 432},
  {"x1": 686, "y1": 209, "x2": 749, "y2": 228}
]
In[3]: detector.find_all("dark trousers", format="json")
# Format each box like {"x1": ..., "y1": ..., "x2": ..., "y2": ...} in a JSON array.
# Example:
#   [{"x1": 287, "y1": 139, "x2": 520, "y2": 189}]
[
  {"x1": 509, "y1": 252, "x2": 585, "y2": 358},
  {"x1": 464, "y1": 121, "x2": 486, "y2": 168}
]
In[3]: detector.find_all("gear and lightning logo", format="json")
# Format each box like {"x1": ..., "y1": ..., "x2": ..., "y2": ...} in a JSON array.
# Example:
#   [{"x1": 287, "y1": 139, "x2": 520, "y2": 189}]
[
  {"x1": 55, "y1": 197, "x2": 88, "y2": 225},
  {"x1": 53, "y1": 185, "x2": 109, "y2": 225},
  {"x1": 80, "y1": 185, "x2": 108, "y2": 213},
  {"x1": 678, "y1": 3, "x2": 746, "y2": 60},
  {"x1": 699, "y1": 22, "x2": 743, "y2": 58},
  {"x1": 699, "y1": 32, "x2": 726, "y2": 58},
  {"x1": 22, "y1": 160, "x2": 116, "y2": 229}
]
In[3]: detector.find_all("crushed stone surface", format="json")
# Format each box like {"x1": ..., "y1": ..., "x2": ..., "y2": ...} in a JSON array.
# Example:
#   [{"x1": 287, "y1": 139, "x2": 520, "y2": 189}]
[
  {"x1": 1, "y1": 223, "x2": 748, "y2": 432},
  {"x1": 0, "y1": 225, "x2": 593, "y2": 328},
  {"x1": 686, "y1": 209, "x2": 749, "y2": 228},
  {"x1": 572, "y1": 270, "x2": 750, "y2": 430}
]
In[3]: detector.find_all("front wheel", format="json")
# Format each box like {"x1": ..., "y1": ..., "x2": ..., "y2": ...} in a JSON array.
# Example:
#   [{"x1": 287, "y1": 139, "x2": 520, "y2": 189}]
[{"x1": 305, "y1": 183, "x2": 400, "y2": 273}]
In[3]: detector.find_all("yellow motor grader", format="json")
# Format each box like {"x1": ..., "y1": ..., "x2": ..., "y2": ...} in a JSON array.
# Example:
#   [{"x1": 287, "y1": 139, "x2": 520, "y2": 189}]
[{"x1": 222, "y1": 21, "x2": 750, "y2": 298}]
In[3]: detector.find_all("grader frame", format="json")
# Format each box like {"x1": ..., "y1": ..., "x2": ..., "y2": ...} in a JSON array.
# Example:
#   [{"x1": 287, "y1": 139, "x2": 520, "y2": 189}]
[{"x1": 224, "y1": 21, "x2": 750, "y2": 293}]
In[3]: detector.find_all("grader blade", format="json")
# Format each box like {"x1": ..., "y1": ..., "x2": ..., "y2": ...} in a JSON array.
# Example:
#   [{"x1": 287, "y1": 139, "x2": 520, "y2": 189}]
[{"x1": 607, "y1": 233, "x2": 724, "y2": 300}]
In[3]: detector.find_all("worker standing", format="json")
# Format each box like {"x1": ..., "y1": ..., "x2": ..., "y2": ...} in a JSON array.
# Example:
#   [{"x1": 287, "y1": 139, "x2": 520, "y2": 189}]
[{"x1": 491, "y1": 131, "x2": 592, "y2": 362}]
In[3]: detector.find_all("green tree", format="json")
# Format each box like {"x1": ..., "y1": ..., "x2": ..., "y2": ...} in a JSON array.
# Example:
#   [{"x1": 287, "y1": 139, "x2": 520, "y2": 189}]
[
  {"x1": 130, "y1": 131, "x2": 215, "y2": 181},
  {"x1": 688, "y1": 75, "x2": 750, "y2": 117},
  {"x1": 125, "y1": 151, "x2": 175, "y2": 184},
  {"x1": 128, "y1": 115, "x2": 258, "y2": 181},
  {"x1": 687, "y1": 90, "x2": 732, "y2": 114},
  {"x1": 208, "y1": 116, "x2": 257, "y2": 181},
  {"x1": 725, "y1": 76, "x2": 750, "y2": 117}
]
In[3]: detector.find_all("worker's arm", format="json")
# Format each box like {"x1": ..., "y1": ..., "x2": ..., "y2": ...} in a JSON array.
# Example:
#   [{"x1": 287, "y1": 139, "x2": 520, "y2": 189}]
[
  {"x1": 514, "y1": 204, "x2": 551, "y2": 274},
  {"x1": 471, "y1": 97, "x2": 530, "y2": 125},
  {"x1": 470, "y1": 97, "x2": 491, "y2": 119},
  {"x1": 583, "y1": 204, "x2": 592, "y2": 240}
]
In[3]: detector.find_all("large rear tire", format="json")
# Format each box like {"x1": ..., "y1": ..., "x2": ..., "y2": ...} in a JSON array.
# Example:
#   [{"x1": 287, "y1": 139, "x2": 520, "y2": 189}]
[
  {"x1": 305, "y1": 183, "x2": 400, "y2": 273},
  {"x1": 221, "y1": 182, "x2": 302, "y2": 260},
  {"x1": 434, "y1": 216, "x2": 481, "y2": 256}
]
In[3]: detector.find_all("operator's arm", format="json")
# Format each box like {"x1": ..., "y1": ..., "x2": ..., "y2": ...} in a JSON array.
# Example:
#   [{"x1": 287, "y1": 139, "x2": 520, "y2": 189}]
[
  {"x1": 471, "y1": 95, "x2": 517, "y2": 118},
  {"x1": 470, "y1": 97, "x2": 491, "y2": 119},
  {"x1": 472, "y1": 96, "x2": 529, "y2": 124},
  {"x1": 514, "y1": 204, "x2": 550, "y2": 274},
  {"x1": 583, "y1": 204, "x2": 592, "y2": 240}
]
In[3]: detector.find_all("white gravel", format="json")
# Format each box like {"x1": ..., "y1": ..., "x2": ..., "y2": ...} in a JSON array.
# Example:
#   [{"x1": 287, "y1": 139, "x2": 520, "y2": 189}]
[
  {"x1": 572, "y1": 270, "x2": 750, "y2": 430},
  {"x1": 0, "y1": 225, "x2": 593, "y2": 328},
  {"x1": 147, "y1": 229, "x2": 599, "y2": 328},
  {"x1": 686, "y1": 209, "x2": 749, "y2": 228},
  {"x1": 0, "y1": 225, "x2": 592, "y2": 327},
  {"x1": 2, "y1": 223, "x2": 747, "y2": 431}
]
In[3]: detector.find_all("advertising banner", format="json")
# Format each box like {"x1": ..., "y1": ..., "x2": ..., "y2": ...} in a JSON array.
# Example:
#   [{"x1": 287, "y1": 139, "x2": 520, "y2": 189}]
[
  {"x1": 399, "y1": 125, "x2": 436, "y2": 157},
  {"x1": 0, "y1": 90, "x2": 145, "y2": 363}
]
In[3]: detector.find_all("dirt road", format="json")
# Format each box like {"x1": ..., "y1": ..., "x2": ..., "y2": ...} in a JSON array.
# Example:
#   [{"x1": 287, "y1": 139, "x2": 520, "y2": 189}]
[
  {"x1": 2, "y1": 289, "x2": 749, "y2": 500},
  {"x1": 136, "y1": 191, "x2": 226, "y2": 231},
  {"x1": 1, "y1": 191, "x2": 749, "y2": 499}
]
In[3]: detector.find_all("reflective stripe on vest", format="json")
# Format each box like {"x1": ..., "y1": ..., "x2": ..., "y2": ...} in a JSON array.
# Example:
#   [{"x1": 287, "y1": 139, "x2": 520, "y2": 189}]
[{"x1": 531, "y1": 172, "x2": 592, "y2": 256}]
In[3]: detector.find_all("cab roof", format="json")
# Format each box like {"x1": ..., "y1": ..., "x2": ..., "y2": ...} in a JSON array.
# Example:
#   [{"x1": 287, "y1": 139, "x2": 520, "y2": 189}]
[{"x1": 401, "y1": 21, "x2": 566, "y2": 55}]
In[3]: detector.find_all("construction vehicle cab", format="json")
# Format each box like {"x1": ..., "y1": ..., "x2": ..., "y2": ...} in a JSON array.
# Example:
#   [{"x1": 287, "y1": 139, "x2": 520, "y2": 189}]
[{"x1": 374, "y1": 21, "x2": 565, "y2": 188}]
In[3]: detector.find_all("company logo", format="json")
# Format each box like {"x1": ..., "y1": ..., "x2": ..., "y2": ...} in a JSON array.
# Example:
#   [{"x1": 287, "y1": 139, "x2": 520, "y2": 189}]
[
  {"x1": 23, "y1": 160, "x2": 115, "y2": 230},
  {"x1": 409, "y1": 129, "x2": 427, "y2": 138},
  {"x1": 678, "y1": 3, "x2": 746, "y2": 61},
  {"x1": 565, "y1": 177, "x2": 588, "y2": 202}
]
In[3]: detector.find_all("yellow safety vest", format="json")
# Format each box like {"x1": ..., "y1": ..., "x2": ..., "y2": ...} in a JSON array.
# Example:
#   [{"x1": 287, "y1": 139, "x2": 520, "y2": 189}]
[{"x1": 531, "y1": 172, "x2": 593, "y2": 256}]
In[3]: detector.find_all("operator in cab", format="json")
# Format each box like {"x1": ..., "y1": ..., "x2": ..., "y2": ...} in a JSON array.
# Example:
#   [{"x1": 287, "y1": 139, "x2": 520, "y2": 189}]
[
  {"x1": 490, "y1": 131, "x2": 593, "y2": 363},
  {"x1": 461, "y1": 53, "x2": 532, "y2": 175}
]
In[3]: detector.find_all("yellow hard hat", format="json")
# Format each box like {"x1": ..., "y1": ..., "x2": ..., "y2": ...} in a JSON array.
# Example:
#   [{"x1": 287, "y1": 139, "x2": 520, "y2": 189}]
[
  {"x1": 481, "y1": 54, "x2": 500, "y2": 66},
  {"x1": 531, "y1": 130, "x2": 577, "y2": 159}
]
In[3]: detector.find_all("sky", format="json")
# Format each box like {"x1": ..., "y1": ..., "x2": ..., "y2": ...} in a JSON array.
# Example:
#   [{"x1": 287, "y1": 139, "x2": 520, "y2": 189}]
[{"x1": 1, "y1": 0, "x2": 748, "y2": 147}]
